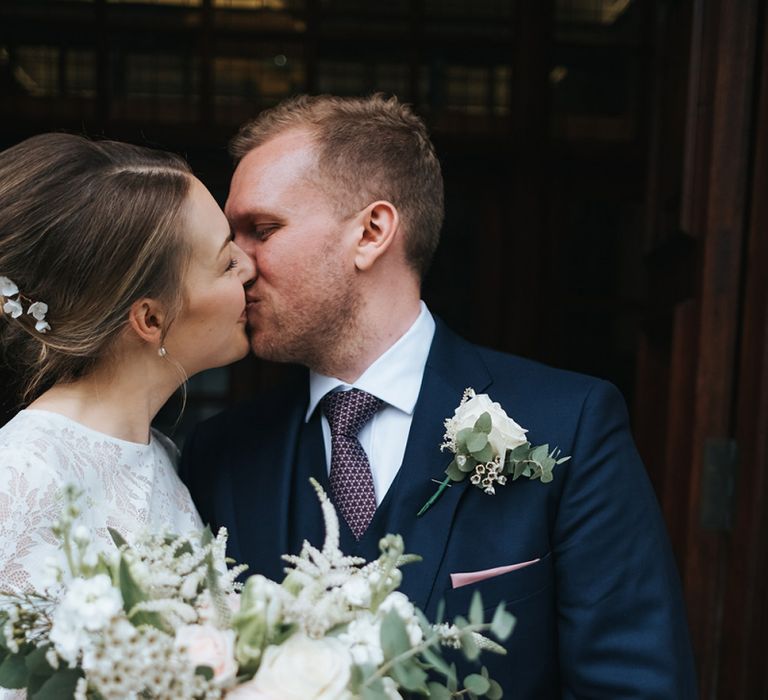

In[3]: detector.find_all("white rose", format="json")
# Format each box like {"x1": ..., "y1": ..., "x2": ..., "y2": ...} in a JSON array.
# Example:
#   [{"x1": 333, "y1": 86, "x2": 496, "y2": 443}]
[
  {"x1": 451, "y1": 393, "x2": 527, "y2": 458},
  {"x1": 225, "y1": 683, "x2": 271, "y2": 699},
  {"x1": 242, "y1": 633, "x2": 352, "y2": 700},
  {"x1": 175, "y1": 624, "x2": 238, "y2": 685}
]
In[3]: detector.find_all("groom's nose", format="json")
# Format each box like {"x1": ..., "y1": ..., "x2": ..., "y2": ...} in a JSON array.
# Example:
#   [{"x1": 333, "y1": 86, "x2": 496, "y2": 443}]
[{"x1": 233, "y1": 242, "x2": 257, "y2": 284}]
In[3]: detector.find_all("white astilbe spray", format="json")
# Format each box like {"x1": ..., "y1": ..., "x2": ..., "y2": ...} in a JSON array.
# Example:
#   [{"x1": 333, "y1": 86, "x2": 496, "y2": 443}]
[{"x1": 277, "y1": 480, "x2": 418, "y2": 640}]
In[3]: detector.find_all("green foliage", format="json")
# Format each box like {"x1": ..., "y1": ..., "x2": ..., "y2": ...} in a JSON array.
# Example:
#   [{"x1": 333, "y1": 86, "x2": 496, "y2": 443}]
[
  {"x1": 465, "y1": 673, "x2": 491, "y2": 694},
  {"x1": 455, "y1": 427, "x2": 474, "y2": 453},
  {"x1": 118, "y1": 559, "x2": 166, "y2": 632},
  {"x1": 466, "y1": 432, "x2": 488, "y2": 455},
  {"x1": 474, "y1": 412, "x2": 492, "y2": 434},
  {"x1": 491, "y1": 603, "x2": 516, "y2": 640},
  {"x1": 107, "y1": 527, "x2": 127, "y2": 549},
  {"x1": 30, "y1": 668, "x2": 84, "y2": 700},
  {"x1": 0, "y1": 653, "x2": 28, "y2": 689},
  {"x1": 469, "y1": 591, "x2": 484, "y2": 626},
  {"x1": 427, "y1": 681, "x2": 453, "y2": 699},
  {"x1": 381, "y1": 610, "x2": 411, "y2": 661},
  {"x1": 502, "y1": 440, "x2": 569, "y2": 484},
  {"x1": 24, "y1": 645, "x2": 54, "y2": 676},
  {"x1": 194, "y1": 665, "x2": 214, "y2": 681},
  {"x1": 446, "y1": 459, "x2": 465, "y2": 481}
]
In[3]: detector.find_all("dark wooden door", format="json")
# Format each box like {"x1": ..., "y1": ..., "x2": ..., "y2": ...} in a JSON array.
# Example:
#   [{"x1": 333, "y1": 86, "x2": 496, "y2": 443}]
[{"x1": 635, "y1": 1, "x2": 768, "y2": 697}]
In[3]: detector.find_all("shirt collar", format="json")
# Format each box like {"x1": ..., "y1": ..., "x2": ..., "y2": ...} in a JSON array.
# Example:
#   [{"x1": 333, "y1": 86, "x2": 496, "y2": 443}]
[{"x1": 306, "y1": 301, "x2": 436, "y2": 422}]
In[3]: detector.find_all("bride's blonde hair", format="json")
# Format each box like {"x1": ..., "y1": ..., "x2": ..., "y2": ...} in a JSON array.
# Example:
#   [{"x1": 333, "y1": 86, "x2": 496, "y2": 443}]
[{"x1": 0, "y1": 133, "x2": 193, "y2": 403}]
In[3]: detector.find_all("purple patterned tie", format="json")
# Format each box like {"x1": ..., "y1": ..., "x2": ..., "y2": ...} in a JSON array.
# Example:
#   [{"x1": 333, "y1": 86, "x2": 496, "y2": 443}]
[{"x1": 321, "y1": 389, "x2": 383, "y2": 540}]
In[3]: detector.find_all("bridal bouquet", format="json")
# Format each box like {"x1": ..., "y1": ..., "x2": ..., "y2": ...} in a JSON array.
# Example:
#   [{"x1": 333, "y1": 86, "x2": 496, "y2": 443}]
[{"x1": 0, "y1": 481, "x2": 514, "y2": 700}]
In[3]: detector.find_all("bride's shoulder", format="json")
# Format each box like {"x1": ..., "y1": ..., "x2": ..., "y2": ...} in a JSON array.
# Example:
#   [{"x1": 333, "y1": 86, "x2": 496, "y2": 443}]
[{"x1": 0, "y1": 410, "x2": 68, "y2": 484}]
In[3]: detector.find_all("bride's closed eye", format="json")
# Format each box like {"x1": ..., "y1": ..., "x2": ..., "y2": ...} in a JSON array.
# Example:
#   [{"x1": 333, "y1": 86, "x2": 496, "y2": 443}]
[{"x1": 226, "y1": 258, "x2": 239, "y2": 272}]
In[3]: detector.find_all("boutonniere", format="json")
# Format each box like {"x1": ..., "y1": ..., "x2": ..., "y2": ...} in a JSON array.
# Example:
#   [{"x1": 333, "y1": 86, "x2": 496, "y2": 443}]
[{"x1": 417, "y1": 388, "x2": 571, "y2": 516}]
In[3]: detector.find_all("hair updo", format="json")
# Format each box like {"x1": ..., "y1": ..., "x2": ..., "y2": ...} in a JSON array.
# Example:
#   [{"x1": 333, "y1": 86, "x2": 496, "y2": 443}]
[{"x1": 0, "y1": 133, "x2": 193, "y2": 403}]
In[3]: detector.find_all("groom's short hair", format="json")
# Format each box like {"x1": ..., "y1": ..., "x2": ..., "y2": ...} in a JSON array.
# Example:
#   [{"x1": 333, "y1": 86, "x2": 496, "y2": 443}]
[{"x1": 230, "y1": 93, "x2": 444, "y2": 278}]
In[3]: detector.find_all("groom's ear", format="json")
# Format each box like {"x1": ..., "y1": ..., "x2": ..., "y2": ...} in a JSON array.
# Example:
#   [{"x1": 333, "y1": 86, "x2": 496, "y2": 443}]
[
  {"x1": 354, "y1": 200, "x2": 399, "y2": 271},
  {"x1": 127, "y1": 298, "x2": 166, "y2": 347}
]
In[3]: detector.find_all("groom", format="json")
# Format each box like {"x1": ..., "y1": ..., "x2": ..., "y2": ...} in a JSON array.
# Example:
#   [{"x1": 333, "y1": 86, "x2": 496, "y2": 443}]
[{"x1": 180, "y1": 94, "x2": 697, "y2": 698}]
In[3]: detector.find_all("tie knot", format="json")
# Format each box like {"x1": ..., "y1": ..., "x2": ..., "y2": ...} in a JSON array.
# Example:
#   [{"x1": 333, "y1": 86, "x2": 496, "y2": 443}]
[{"x1": 321, "y1": 389, "x2": 383, "y2": 437}]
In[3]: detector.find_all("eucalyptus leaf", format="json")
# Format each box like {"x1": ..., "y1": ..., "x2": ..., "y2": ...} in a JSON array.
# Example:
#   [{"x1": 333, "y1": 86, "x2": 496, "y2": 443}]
[
  {"x1": 359, "y1": 669, "x2": 383, "y2": 694},
  {"x1": 530, "y1": 444, "x2": 549, "y2": 463},
  {"x1": 380, "y1": 610, "x2": 411, "y2": 660},
  {"x1": 360, "y1": 685, "x2": 389, "y2": 700},
  {"x1": 513, "y1": 461, "x2": 527, "y2": 480},
  {"x1": 466, "y1": 432, "x2": 488, "y2": 455},
  {"x1": 490, "y1": 604, "x2": 516, "y2": 640},
  {"x1": 119, "y1": 559, "x2": 166, "y2": 631},
  {"x1": 0, "y1": 653, "x2": 28, "y2": 689},
  {"x1": 461, "y1": 629, "x2": 480, "y2": 661},
  {"x1": 464, "y1": 673, "x2": 491, "y2": 695},
  {"x1": 447, "y1": 663, "x2": 459, "y2": 693},
  {"x1": 391, "y1": 660, "x2": 428, "y2": 692},
  {"x1": 487, "y1": 678, "x2": 504, "y2": 699},
  {"x1": 435, "y1": 598, "x2": 446, "y2": 625},
  {"x1": 455, "y1": 428, "x2": 474, "y2": 453},
  {"x1": 446, "y1": 460, "x2": 465, "y2": 481},
  {"x1": 457, "y1": 456, "x2": 476, "y2": 474},
  {"x1": 474, "y1": 412, "x2": 492, "y2": 434},
  {"x1": 421, "y1": 645, "x2": 452, "y2": 677},
  {"x1": 469, "y1": 591, "x2": 484, "y2": 626},
  {"x1": 107, "y1": 527, "x2": 127, "y2": 549},
  {"x1": 29, "y1": 667, "x2": 83, "y2": 700},
  {"x1": 427, "y1": 682, "x2": 453, "y2": 700},
  {"x1": 508, "y1": 443, "x2": 531, "y2": 461},
  {"x1": 472, "y1": 443, "x2": 495, "y2": 464},
  {"x1": 25, "y1": 645, "x2": 54, "y2": 676}
]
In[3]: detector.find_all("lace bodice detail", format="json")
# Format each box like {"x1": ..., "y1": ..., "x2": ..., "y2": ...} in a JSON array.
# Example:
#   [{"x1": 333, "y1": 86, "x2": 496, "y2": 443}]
[{"x1": 0, "y1": 409, "x2": 203, "y2": 595}]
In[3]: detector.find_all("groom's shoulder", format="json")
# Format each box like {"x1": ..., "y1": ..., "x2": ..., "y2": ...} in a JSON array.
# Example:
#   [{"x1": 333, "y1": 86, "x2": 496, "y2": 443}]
[{"x1": 437, "y1": 320, "x2": 608, "y2": 402}]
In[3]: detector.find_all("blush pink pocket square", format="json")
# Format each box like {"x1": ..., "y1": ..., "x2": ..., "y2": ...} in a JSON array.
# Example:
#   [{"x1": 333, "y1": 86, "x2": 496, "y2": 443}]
[{"x1": 450, "y1": 558, "x2": 541, "y2": 589}]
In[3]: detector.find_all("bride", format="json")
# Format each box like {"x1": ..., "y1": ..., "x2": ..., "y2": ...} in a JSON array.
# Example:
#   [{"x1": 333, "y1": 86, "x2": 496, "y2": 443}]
[{"x1": 0, "y1": 133, "x2": 254, "y2": 597}]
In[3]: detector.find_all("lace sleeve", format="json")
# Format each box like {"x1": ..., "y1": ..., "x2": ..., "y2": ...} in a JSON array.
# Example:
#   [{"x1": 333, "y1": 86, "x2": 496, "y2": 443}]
[{"x1": 0, "y1": 445, "x2": 66, "y2": 594}]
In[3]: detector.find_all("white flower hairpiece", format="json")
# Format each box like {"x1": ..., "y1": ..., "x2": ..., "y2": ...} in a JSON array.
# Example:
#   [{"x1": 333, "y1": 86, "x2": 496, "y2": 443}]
[{"x1": 0, "y1": 275, "x2": 51, "y2": 333}]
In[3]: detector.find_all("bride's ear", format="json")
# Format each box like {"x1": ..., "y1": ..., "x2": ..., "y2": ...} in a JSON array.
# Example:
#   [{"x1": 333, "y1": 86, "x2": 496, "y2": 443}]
[
  {"x1": 354, "y1": 200, "x2": 399, "y2": 271},
  {"x1": 127, "y1": 298, "x2": 166, "y2": 347}
]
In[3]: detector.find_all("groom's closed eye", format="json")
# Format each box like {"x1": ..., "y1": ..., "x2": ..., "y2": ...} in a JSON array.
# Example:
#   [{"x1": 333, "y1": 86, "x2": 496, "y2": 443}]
[{"x1": 254, "y1": 225, "x2": 279, "y2": 241}]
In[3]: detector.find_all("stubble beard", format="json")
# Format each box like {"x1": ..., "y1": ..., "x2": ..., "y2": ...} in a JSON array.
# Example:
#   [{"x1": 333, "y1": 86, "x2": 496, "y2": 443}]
[{"x1": 248, "y1": 279, "x2": 364, "y2": 376}]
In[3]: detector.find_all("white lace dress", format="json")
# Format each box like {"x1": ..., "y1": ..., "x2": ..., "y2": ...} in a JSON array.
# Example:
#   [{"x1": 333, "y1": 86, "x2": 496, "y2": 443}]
[
  {"x1": 0, "y1": 409, "x2": 203, "y2": 699},
  {"x1": 0, "y1": 409, "x2": 203, "y2": 591}
]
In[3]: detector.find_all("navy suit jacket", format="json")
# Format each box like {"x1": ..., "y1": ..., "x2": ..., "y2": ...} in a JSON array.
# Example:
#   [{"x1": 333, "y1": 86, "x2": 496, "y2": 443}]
[{"x1": 180, "y1": 320, "x2": 697, "y2": 699}]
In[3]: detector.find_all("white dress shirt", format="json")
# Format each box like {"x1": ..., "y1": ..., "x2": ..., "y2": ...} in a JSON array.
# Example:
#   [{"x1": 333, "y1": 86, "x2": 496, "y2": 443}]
[{"x1": 305, "y1": 301, "x2": 436, "y2": 505}]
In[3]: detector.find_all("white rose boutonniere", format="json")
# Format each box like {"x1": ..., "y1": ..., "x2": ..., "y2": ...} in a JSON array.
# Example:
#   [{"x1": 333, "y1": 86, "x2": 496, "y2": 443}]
[{"x1": 417, "y1": 388, "x2": 571, "y2": 516}]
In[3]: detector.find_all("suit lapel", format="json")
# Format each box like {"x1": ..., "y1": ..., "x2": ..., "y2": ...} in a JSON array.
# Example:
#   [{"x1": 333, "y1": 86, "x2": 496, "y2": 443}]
[{"x1": 385, "y1": 321, "x2": 492, "y2": 610}]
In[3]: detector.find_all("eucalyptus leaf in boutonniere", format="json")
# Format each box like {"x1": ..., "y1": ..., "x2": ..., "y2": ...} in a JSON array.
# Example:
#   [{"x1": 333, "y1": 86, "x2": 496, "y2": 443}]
[{"x1": 417, "y1": 388, "x2": 571, "y2": 517}]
